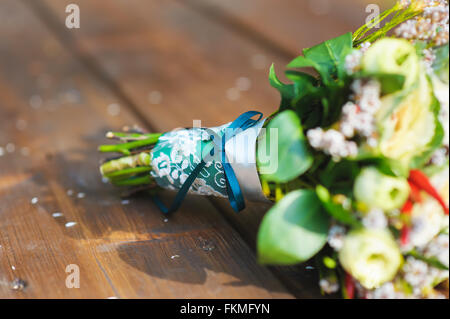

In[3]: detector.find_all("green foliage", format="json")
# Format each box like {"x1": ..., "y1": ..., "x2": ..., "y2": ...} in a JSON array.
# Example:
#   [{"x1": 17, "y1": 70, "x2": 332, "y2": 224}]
[
  {"x1": 410, "y1": 94, "x2": 445, "y2": 169},
  {"x1": 258, "y1": 110, "x2": 313, "y2": 183},
  {"x1": 433, "y1": 44, "x2": 449, "y2": 83},
  {"x1": 360, "y1": 73, "x2": 406, "y2": 95},
  {"x1": 269, "y1": 33, "x2": 353, "y2": 129},
  {"x1": 316, "y1": 185, "x2": 361, "y2": 227},
  {"x1": 300, "y1": 32, "x2": 353, "y2": 81},
  {"x1": 268, "y1": 64, "x2": 296, "y2": 110},
  {"x1": 318, "y1": 160, "x2": 360, "y2": 195},
  {"x1": 353, "y1": 2, "x2": 423, "y2": 47},
  {"x1": 257, "y1": 190, "x2": 330, "y2": 265},
  {"x1": 407, "y1": 250, "x2": 449, "y2": 271}
]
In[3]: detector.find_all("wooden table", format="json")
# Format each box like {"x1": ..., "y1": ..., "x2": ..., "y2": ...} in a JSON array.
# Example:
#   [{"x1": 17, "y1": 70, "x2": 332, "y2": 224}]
[{"x1": 0, "y1": 0, "x2": 387, "y2": 298}]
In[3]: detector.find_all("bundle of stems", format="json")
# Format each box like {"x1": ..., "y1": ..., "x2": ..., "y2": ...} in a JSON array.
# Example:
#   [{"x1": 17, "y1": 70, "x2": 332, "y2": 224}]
[{"x1": 98, "y1": 129, "x2": 161, "y2": 188}]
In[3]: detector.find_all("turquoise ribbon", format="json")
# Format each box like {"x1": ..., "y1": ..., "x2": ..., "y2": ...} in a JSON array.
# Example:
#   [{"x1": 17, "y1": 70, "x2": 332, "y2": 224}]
[{"x1": 152, "y1": 111, "x2": 263, "y2": 215}]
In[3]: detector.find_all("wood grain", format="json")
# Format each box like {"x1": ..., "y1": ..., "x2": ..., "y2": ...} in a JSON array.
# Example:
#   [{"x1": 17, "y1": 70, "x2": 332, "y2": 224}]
[
  {"x1": 35, "y1": 0, "x2": 329, "y2": 298},
  {"x1": 0, "y1": 0, "x2": 292, "y2": 298},
  {"x1": 181, "y1": 0, "x2": 395, "y2": 57}
]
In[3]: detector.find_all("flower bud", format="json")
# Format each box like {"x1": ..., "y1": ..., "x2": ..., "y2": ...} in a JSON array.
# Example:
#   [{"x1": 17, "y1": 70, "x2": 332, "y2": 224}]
[
  {"x1": 354, "y1": 167, "x2": 409, "y2": 211},
  {"x1": 339, "y1": 228, "x2": 402, "y2": 289}
]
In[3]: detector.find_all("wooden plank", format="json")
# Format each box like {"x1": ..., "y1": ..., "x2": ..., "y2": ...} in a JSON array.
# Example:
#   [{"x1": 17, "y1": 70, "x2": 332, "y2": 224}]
[
  {"x1": 38, "y1": 0, "x2": 287, "y2": 129},
  {"x1": 37, "y1": 0, "x2": 325, "y2": 297},
  {"x1": 0, "y1": 0, "x2": 291, "y2": 298},
  {"x1": 181, "y1": 0, "x2": 395, "y2": 57}
]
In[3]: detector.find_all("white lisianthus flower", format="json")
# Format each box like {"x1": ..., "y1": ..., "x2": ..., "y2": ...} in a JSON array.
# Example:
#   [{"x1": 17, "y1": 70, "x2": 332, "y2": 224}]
[
  {"x1": 339, "y1": 228, "x2": 403, "y2": 289},
  {"x1": 354, "y1": 167, "x2": 410, "y2": 211}
]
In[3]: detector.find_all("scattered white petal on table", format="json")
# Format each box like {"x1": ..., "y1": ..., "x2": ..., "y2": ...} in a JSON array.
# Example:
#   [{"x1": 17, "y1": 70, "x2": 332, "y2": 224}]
[
  {"x1": 52, "y1": 212, "x2": 63, "y2": 218},
  {"x1": 16, "y1": 119, "x2": 27, "y2": 131},
  {"x1": 148, "y1": 91, "x2": 163, "y2": 104},
  {"x1": 226, "y1": 88, "x2": 240, "y2": 101},
  {"x1": 31, "y1": 197, "x2": 39, "y2": 205},
  {"x1": 29, "y1": 94, "x2": 43, "y2": 109},
  {"x1": 107, "y1": 103, "x2": 120, "y2": 116},
  {"x1": 65, "y1": 222, "x2": 77, "y2": 228},
  {"x1": 6, "y1": 143, "x2": 15, "y2": 153},
  {"x1": 235, "y1": 77, "x2": 252, "y2": 91},
  {"x1": 250, "y1": 54, "x2": 268, "y2": 70},
  {"x1": 20, "y1": 147, "x2": 30, "y2": 156}
]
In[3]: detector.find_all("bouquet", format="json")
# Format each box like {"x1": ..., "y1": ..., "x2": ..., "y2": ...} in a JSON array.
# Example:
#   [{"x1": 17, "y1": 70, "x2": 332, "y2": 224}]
[{"x1": 98, "y1": 0, "x2": 449, "y2": 299}]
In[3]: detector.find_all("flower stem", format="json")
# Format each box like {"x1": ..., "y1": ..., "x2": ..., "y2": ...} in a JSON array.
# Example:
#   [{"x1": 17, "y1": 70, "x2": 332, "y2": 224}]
[
  {"x1": 98, "y1": 134, "x2": 162, "y2": 155},
  {"x1": 353, "y1": 1, "x2": 423, "y2": 47},
  {"x1": 105, "y1": 166, "x2": 153, "y2": 180},
  {"x1": 99, "y1": 131, "x2": 162, "y2": 189},
  {"x1": 111, "y1": 175, "x2": 154, "y2": 186}
]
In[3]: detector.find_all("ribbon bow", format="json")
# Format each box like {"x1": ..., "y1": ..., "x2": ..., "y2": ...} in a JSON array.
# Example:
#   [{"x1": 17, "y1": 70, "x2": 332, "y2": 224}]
[{"x1": 152, "y1": 111, "x2": 263, "y2": 215}]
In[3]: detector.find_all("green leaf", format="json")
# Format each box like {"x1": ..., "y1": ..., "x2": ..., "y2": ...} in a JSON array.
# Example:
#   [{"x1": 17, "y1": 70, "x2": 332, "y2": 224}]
[
  {"x1": 355, "y1": 154, "x2": 408, "y2": 178},
  {"x1": 316, "y1": 185, "x2": 361, "y2": 227},
  {"x1": 287, "y1": 56, "x2": 320, "y2": 69},
  {"x1": 287, "y1": 33, "x2": 352, "y2": 83},
  {"x1": 257, "y1": 190, "x2": 330, "y2": 265},
  {"x1": 432, "y1": 44, "x2": 449, "y2": 83},
  {"x1": 268, "y1": 64, "x2": 295, "y2": 110},
  {"x1": 284, "y1": 70, "x2": 317, "y2": 86},
  {"x1": 287, "y1": 56, "x2": 327, "y2": 81},
  {"x1": 360, "y1": 72, "x2": 406, "y2": 95},
  {"x1": 319, "y1": 160, "x2": 360, "y2": 194},
  {"x1": 302, "y1": 32, "x2": 353, "y2": 80},
  {"x1": 258, "y1": 110, "x2": 313, "y2": 183}
]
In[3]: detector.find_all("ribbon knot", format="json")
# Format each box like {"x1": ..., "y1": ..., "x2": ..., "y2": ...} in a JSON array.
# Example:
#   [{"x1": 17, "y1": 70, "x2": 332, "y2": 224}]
[{"x1": 152, "y1": 111, "x2": 263, "y2": 215}]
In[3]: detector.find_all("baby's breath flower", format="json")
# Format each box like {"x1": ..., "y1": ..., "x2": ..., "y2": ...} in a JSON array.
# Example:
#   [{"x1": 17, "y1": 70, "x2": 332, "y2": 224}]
[
  {"x1": 307, "y1": 128, "x2": 358, "y2": 161},
  {"x1": 362, "y1": 209, "x2": 388, "y2": 229},
  {"x1": 327, "y1": 225, "x2": 347, "y2": 251},
  {"x1": 423, "y1": 234, "x2": 449, "y2": 267},
  {"x1": 359, "y1": 41, "x2": 372, "y2": 53},
  {"x1": 403, "y1": 257, "x2": 430, "y2": 288},
  {"x1": 345, "y1": 50, "x2": 363, "y2": 75},
  {"x1": 430, "y1": 147, "x2": 449, "y2": 166},
  {"x1": 366, "y1": 282, "x2": 401, "y2": 299},
  {"x1": 395, "y1": 0, "x2": 449, "y2": 45},
  {"x1": 319, "y1": 278, "x2": 340, "y2": 294},
  {"x1": 422, "y1": 48, "x2": 436, "y2": 74},
  {"x1": 307, "y1": 79, "x2": 381, "y2": 159}
]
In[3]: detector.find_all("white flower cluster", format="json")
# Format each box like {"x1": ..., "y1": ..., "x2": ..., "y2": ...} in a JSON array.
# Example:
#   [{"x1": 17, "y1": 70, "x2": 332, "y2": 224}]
[
  {"x1": 422, "y1": 48, "x2": 436, "y2": 74},
  {"x1": 344, "y1": 42, "x2": 371, "y2": 75},
  {"x1": 327, "y1": 225, "x2": 347, "y2": 251},
  {"x1": 342, "y1": 80, "x2": 381, "y2": 141},
  {"x1": 307, "y1": 79, "x2": 381, "y2": 160},
  {"x1": 365, "y1": 282, "x2": 405, "y2": 299},
  {"x1": 319, "y1": 278, "x2": 340, "y2": 294},
  {"x1": 362, "y1": 208, "x2": 388, "y2": 229},
  {"x1": 307, "y1": 128, "x2": 358, "y2": 160},
  {"x1": 423, "y1": 233, "x2": 449, "y2": 268},
  {"x1": 344, "y1": 51, "x2": 363, "y2": 75},
  {"x1": 402, "y1": 255, "x2": 448, "y2": 298},
  {"x1": 430, "y1": 147, "x2": 449, "y2": 166},
  {"x1": 395, "y1": 0, "x2": 449, "y2": 46}
]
